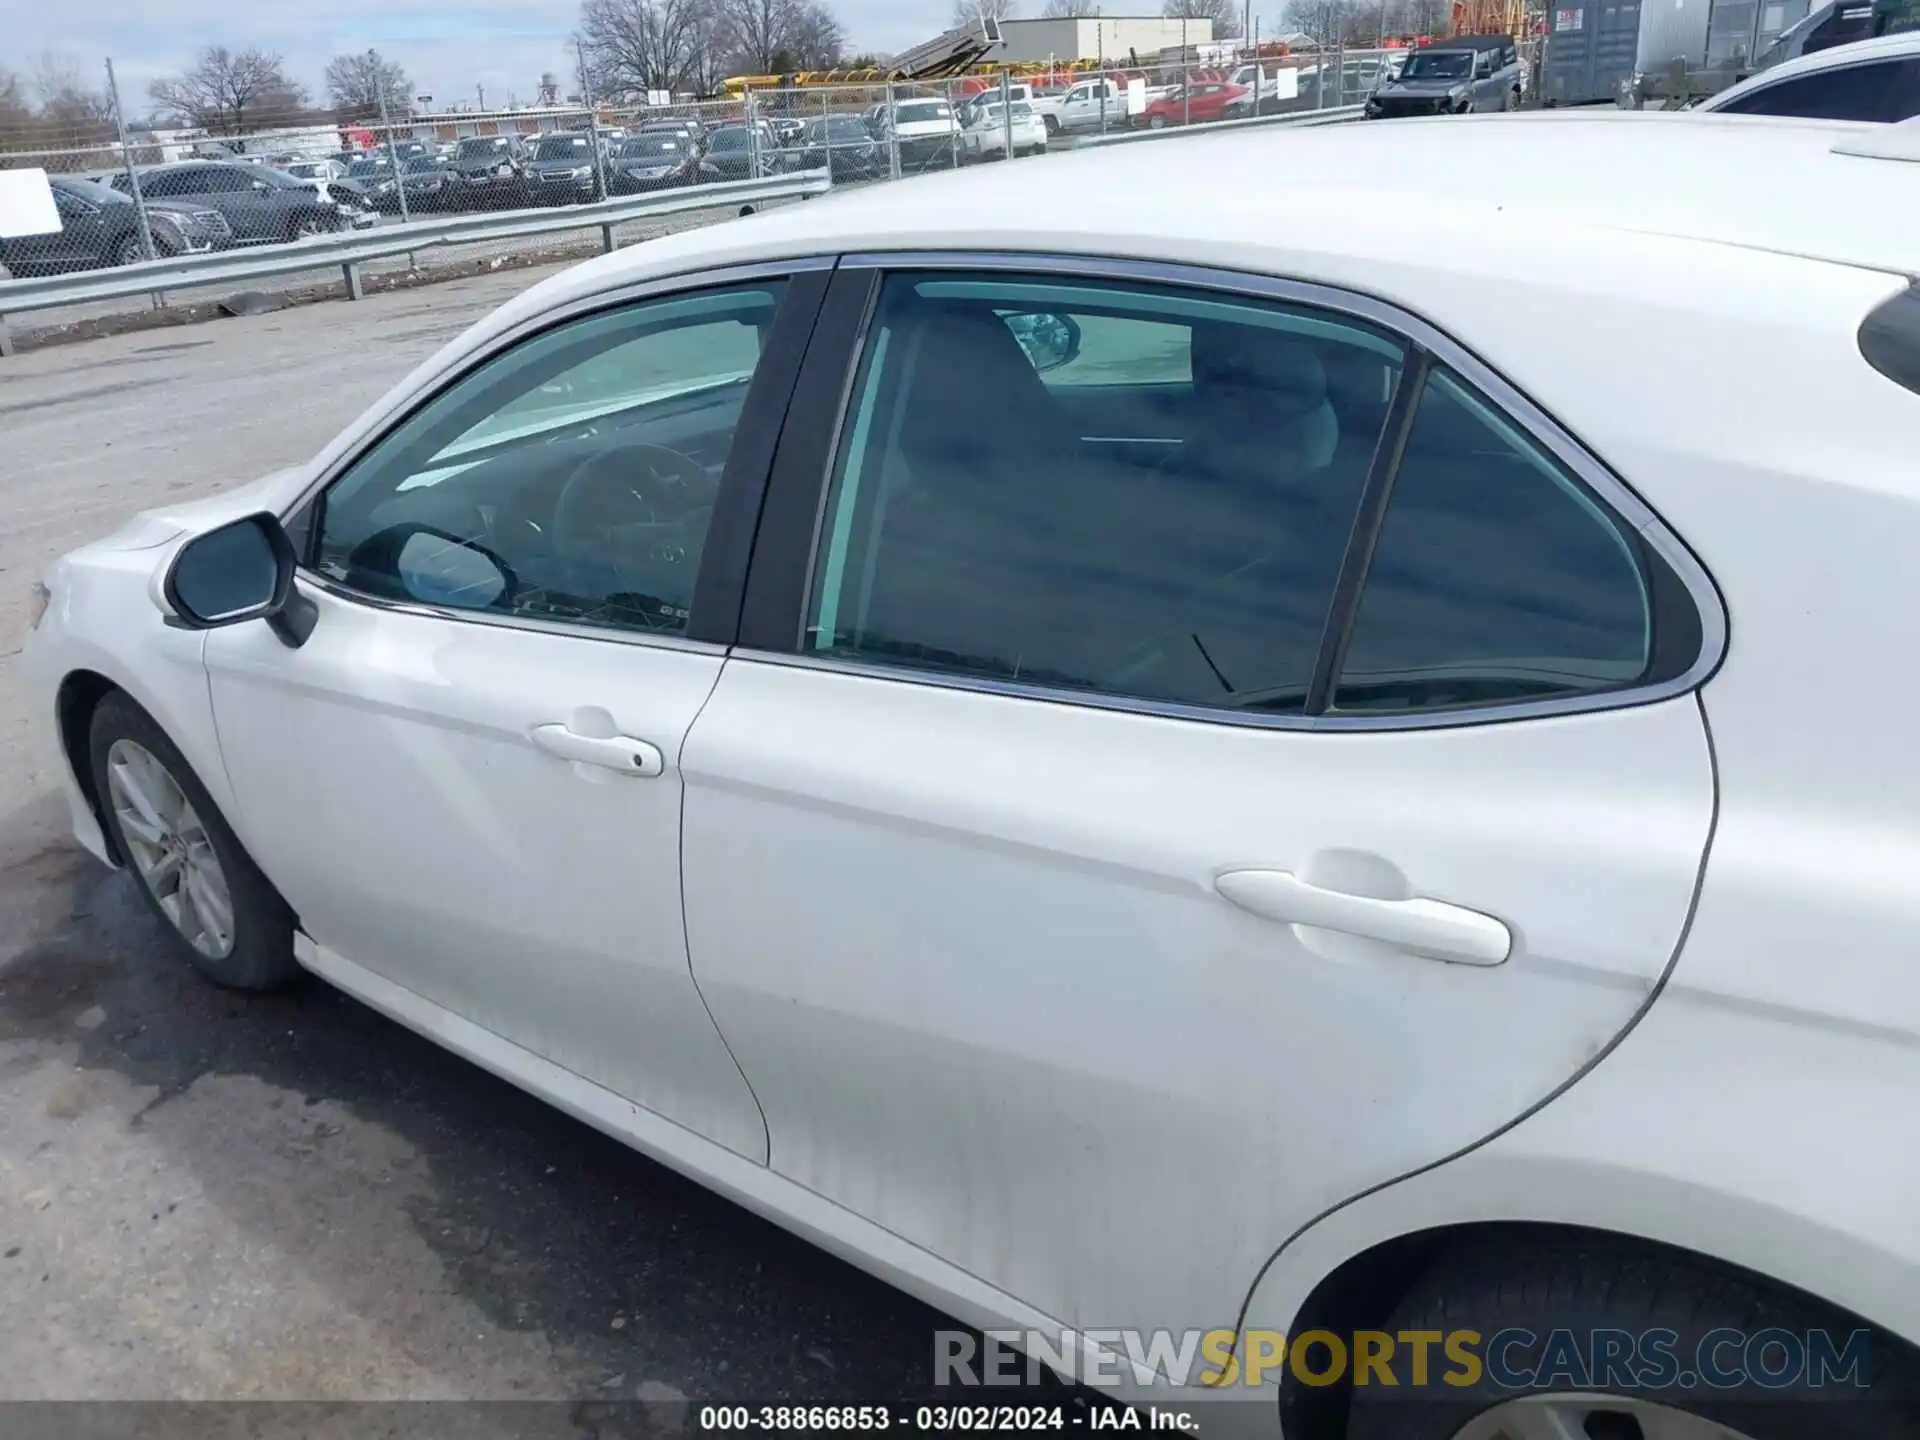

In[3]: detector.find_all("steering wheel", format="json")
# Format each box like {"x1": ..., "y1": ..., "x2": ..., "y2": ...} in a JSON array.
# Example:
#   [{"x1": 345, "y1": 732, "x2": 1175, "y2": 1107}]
[{"x1": 548, "y1": 442, "x2": 719, "y2": 620}]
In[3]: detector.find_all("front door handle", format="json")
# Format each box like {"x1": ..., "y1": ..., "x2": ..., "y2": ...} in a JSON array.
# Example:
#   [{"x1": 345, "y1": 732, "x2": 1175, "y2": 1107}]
[
  {"x1": 530, "y1": 723, "x2": 664, "y2": 777},
  {"x1": 1215, "y1": 869, "x2": 1511, "y2": 967}
]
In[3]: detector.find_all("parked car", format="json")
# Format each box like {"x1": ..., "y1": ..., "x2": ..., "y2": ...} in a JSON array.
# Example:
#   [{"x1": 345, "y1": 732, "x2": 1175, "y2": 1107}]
[
  {"x1": 608, "y1": 132, "x2": 703, "y2": 192},
  {"x1": 108, "y1": 162, "x2": 347, "y2": 245},
  {"x1": 638, "y1": 116, "x2": 706, "y2": 149},
  {"x1": 700, "y1": 124, "x2": 783, "y2": 180},
  {"x1": 1697, "y1": 30, "x2": 1920, "y2": 120},
  {"x1": 958, "y1": 99, "x2": 1049, "y2": 161},
  {"x1": 267, "y1": 165, "x2": 379, "y2": 229},
  {"x1": 1366, "y1": 35, "x2": 1523, "y2": 116},
  {"x1": 390, "y1": 154, "x2": 460, "y2": 212},
  {"x1": 447, "y1": 134, "x2": 530, "y2": 208},
  {"x1": 1140, "y1": 81, "x2": 1250, "y2": 127},
  {"x1": 882, "y1": 96, "x2": 960, "y2": 170},
  {"x1": 33, "y1": 112, "x2": 1920, "y2": 1440},
  {"x1": 526, "y1": 132, "x2": 604, "y2": 205},
  {"x1": 0, "y1": 175, "x2": 231, "y2": 276},
  {"x1": 796, "y1": 114, "x2": 886, "y2": 180}
]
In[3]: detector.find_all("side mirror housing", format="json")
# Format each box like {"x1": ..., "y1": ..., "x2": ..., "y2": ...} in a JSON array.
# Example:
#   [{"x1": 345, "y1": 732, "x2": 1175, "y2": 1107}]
[{"x1": 162, "y1": 512, "x2": 316, "y2": 648}]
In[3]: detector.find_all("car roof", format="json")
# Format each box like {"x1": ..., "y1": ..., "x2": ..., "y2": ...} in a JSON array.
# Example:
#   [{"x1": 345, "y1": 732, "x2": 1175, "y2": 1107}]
[
  {"x1": 502, "y1": 112, "x2": 1913, "y2": 313},
  {"x1": 1701, "y1": 30, "x2": 1920, "y2": 108}
]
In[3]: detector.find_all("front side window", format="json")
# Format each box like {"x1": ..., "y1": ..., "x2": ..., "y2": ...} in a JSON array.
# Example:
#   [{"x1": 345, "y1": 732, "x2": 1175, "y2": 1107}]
[
  {"x1": 804, "y1": 272, "x2": 1406, "y2": 712},
  {"x1": 1334, "y1": 369, "x2": 1653, "y2": 713},
  {"x1": 314, "y1": 281, "x2": 787, "y2": 638}
]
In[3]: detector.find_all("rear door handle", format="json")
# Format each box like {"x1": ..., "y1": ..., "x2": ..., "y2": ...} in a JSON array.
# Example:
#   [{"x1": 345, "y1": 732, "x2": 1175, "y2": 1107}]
[
  {"x1": 1215, "y1": 868, "x2": 1511, "y2": 967},
  {"x1": 530, "y1": 723, "x2": 664, "y2": 777}
]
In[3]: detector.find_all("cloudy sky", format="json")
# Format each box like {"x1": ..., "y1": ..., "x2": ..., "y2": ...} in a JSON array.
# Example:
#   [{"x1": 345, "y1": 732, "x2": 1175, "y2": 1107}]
[{"x1": 14, "y1": 0, "x2": 958, "y2": 114}]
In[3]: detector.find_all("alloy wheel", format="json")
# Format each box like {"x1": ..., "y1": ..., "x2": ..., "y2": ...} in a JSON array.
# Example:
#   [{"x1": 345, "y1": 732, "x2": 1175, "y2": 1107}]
[
  {"x1": 105, "y1": 738, "x2": 236, "y2": 959},
  {"x1": 1452, "y1": 1394, "x2": 1760, "y2": 1440}
]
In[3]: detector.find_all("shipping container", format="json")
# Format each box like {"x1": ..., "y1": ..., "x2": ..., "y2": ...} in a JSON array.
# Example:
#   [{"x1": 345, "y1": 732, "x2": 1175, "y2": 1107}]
[{"x1": 1541, "y1": 0, "x2": 1715, "y2": 101}]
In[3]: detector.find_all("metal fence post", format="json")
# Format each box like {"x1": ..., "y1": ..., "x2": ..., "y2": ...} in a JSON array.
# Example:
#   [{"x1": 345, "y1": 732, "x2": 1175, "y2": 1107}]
[
  {"x1": 377, "y1": 72, "x2": 412, "y2": 227},
  {"x1": 746, "y1": 92, "x2": 762, "y2": 176},
  {"x1": 886, "y1": 83, "x2": 901, "y2": 179},
  {"x1": 948, "y1": 78, "x2": 961, "y2": 169},
  {"x1": 578, "y1": 40, "x2": 608, "y2": 201},
  {"x1": 103, "y1": 58, "x2": 157, "y2": 267},
  {"x1": 1000, "y1": 71, "x2": 1013, "y2": 160}
]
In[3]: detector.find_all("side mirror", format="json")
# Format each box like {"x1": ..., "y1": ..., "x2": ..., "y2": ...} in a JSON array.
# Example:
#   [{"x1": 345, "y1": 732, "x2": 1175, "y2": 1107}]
[
  {"x1": 1004, "y1": 311, "x2": 1083, "y2": 373},
  {"x1": 162, "y1": 513, "x2": 316, "y2": 648}
]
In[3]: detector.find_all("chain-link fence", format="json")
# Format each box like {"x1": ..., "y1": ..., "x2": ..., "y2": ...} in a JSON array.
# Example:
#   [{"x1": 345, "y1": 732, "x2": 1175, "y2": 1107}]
[{"x1": 0, "y1": 49, "x2": 1400, "y2": 286}]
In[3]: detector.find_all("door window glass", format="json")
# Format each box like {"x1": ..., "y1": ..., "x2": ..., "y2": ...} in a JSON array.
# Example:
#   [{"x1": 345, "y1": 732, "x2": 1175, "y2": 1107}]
[
  {"x1": 804, "y1": 272, "x2": 1405, "y2": 713},
  {"x1": 315, "y1": 281, "x2": 786, "y2": 637},
  {"x1": 1717, "y1": 58, "x2": 1906, "y2": 119},
  {"x1": 1334, "y1": 368, "x2": 1652, "y2": 713}
]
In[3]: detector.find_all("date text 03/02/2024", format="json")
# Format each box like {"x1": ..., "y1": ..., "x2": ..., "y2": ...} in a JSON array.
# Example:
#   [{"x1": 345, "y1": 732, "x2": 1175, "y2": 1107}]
[{"x1": 697, "y1": 1406, "x2": 1199, "y2": 1432}]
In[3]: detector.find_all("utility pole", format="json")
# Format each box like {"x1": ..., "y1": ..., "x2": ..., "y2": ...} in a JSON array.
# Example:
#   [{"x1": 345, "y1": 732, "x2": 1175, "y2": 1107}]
[
  {"x1": 477, "y1": 82, "x2": 487, "y2": 109},
  {"x1": 102, "y1": 57, "x2": 157, "y2": 266}
]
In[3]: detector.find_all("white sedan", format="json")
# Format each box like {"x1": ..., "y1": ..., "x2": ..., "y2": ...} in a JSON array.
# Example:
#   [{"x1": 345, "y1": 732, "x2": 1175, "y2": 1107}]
[
  {"x1": 24, "y1": 112, "x2": 1920, "y2": 1437},
  {"x1": 959, "y1": 99, "x2": 1050, "y2": 160}
]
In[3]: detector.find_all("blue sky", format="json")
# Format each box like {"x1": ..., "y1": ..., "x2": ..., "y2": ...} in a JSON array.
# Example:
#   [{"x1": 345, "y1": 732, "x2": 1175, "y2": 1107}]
[{"x1": 14, "y1": 0, "x2": 954, "y2": 115}]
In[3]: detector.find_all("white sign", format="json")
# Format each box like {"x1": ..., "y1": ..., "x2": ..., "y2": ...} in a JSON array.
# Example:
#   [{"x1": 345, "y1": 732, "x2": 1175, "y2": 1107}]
[
  {"x1": 1272, "y1": 68, "x2": 1300, "y2": 100},
  {"x1": 0, "y1": 167, "x2": 60, "y2": 239},
  {"x1": 1125, "y1": 77, "x2": 1147, "y2": 112},
  {"x1": 1555, "y1": 6, "x2": 1585, "y2": 28}
]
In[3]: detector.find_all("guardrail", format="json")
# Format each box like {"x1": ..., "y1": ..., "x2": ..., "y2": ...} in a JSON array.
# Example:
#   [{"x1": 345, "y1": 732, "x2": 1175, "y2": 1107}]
[
  {"x1": 0, "y1": 171, "x2": 831, "y2": 344},
  {"x1": 1064, "y1": 105, "x2": 1366, "y2": 149}
]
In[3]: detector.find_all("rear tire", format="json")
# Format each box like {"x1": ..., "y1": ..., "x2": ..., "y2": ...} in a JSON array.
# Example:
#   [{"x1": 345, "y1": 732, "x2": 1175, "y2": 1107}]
[
  {"x1": 88, "y1": 692, "x2": 300, "y2": 993},
  {"x1": 1345, "y1": 1234, "x2": 1920, "y2": 1440}
]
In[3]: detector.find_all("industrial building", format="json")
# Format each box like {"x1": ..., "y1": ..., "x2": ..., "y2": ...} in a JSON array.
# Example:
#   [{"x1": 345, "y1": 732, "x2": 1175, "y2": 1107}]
[{"x1": 988, "y1": 15, "x2": 1216, "y2": 64}]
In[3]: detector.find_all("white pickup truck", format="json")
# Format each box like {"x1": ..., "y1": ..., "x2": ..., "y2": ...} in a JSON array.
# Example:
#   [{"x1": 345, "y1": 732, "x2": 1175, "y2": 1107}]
[{"x1": 1050, "y1": 76, "x2": 1152, "y2": 134}]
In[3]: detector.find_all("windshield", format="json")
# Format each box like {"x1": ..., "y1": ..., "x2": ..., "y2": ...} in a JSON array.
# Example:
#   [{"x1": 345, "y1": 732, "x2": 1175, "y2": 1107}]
[
  {"x1": 894, "y1": 101, "x2": 953, "y2": 124},
  {"x1": 1401, "y1": 51, "x2": 1473, "y2": 79},
  {"x1": 535, "y1": 136, "x2": 591, "y2": 159},
  {"x1": 346, "y1": 159, "x2": 390, "y2": 178},
  {"x1": 620, "y1": 136, "x2": 683, "y2": 157},
  {"x1": 457, "y1": 137, "x2": 511, "y2": 157},
  {"x1": 284, "y1": 162, "x2": 326, "y2": 178},
  {"x1": 709, "y1": 128, "x2": 751, "y2": 150},
  {"x1": 816, "y1": 116, "x2": 868, "y2": 138},
  {"x1": 405, "y1": 155, "x2": 442, "y2": 172}
]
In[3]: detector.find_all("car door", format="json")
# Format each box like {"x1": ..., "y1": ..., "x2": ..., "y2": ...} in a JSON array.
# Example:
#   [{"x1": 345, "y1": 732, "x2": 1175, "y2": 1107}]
[
  {"x1": 202, "y1": 263, "x2": 829, "y2": 1161},
  {"x1": 680, "y1": 258, "x2": 1720, "y2": 1342},
  {"x1": 46, "y1": 186, "x2": 105, "y2": 268}
]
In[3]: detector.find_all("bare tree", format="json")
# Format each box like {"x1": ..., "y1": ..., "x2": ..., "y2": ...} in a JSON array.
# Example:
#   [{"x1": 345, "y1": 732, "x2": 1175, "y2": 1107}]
[
  {"x1": 952, "y1": 0, "x2": 1018, "y2": 27},
  {"x1": 148, "y1": 46, "x2": 308, "y2": 135},
  {"x1": 324, "y1": 49, "x2": 414, "y2": 120},
  {"x1": 714, "y1": 0, "x2": 798, "y2": 73},
  {"x1": 0, "y1": 69, "x2": 34, "y2": 156},
  {"x1": 788, "y1": 1, "x2": 847, "y2": 67},
  {"x1": 1041, "y1": 0, "x2": 1098, "y2": 13},
  {"x1": 577, "y1": 0, "x2": 715, "y2": 97},
  {"x1": 1280, "y1": 0, "x2": 1351, "y2": 42},
  {"x1": 30, "y1": 53, "x2": 114, "y2": 146},
  {"x1": 1163, "y1": 0, "x2": 1244, "y2": 38}
]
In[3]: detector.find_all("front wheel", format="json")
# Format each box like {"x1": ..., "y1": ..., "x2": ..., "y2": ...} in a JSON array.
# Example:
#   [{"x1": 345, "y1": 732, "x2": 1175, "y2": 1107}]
[
  {"x1": 286, "y1": 212, "x2": 333, "y2": 242},
  {"x1": 1345, "y1": 1235, "x2": 1920, "y2": 1440},
  {"x1": 1148, "y1": 113, "x2": 1168, "y2": 129},
  {"x1": 108, "y1": 233, "x2": 149, "y2": 266},
  {"x1": 89, "y1": 692, "x2": 300, "y2": 992}
]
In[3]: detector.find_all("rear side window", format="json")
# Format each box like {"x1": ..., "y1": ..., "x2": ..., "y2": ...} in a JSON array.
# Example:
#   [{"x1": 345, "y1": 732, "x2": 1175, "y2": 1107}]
[
  {"x1": 804, "y1": 272, "x2": 1406, "y2": 713},
  {"x1": 1335, "y1": 369, "x2": 1654, "y2": 713},
  {"x1": 1715, "y1": 57, "x2": 1915, "y2": 120}
]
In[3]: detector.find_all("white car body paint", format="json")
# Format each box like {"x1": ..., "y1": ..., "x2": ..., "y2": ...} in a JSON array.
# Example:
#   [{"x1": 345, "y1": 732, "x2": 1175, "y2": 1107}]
[{"x1": 22, "y1": 113, "x2": 1920, "y2": 1430}]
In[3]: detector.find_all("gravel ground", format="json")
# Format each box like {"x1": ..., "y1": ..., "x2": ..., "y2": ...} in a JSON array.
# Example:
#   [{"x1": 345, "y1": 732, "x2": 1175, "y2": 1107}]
[{"x1": 0, "y1": 270, "x2": 1096, "y2": 1432}]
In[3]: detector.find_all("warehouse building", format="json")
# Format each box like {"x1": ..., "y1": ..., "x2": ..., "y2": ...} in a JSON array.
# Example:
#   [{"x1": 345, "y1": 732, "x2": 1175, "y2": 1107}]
[{"x1": 989, "y1": 15, "x2": 1216, "y2": 63}]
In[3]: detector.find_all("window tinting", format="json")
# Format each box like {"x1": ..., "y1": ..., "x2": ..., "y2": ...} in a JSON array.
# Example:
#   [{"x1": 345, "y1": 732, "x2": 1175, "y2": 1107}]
[
  {"x1": 1717, "y1": 58, "x2": 1910, "y2": 119},
  {"x1": 1334, "y1": 368, "x2": 1652, "y2": 714},
  {"x1": 805, "y1": 273, "x2": 1406, "y2": 713},
  {"x1": 315, "y1": 282, "x2": 786, "y2": 638}
]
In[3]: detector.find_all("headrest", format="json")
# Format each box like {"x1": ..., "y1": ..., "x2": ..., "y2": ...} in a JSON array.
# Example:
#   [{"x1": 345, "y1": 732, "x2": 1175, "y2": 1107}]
[{"x1": 1189, "y1": 325, "x2": 1330, "y2": 420}]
